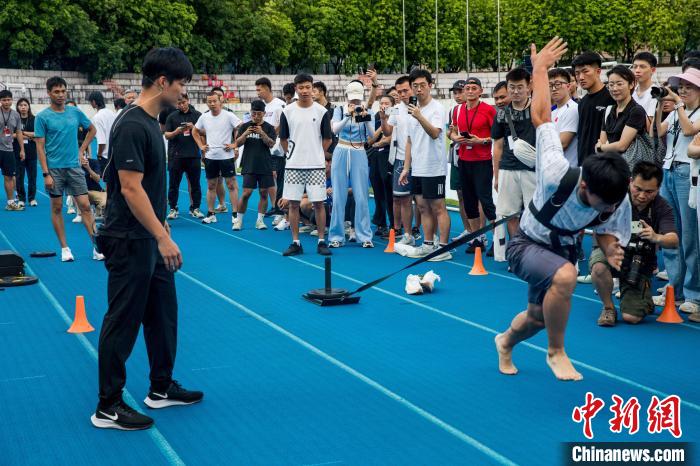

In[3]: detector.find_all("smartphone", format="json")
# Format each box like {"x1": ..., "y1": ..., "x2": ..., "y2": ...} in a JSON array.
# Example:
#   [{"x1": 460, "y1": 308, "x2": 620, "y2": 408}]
[
  {"x1": 409, "y1": 96, "x2": 418, "y2": 106},
  {"x1": 631, "y1": 220, "x2": 643, "y2": 235},
  {"x1": 384, "y1": 107, "x2": 399, "y2": 116},
  {"x1": 460, "y1": 131, "x2": 473, "y2": 139}
]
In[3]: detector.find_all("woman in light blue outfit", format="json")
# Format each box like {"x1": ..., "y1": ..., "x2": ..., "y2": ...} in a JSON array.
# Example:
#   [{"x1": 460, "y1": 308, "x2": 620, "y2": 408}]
[
  {"x1": 653, "y1": 68, "x2": 700, "y2": 314},
  {"x1": 328, "y1": 81, "x2": 376, "y2": 248}
]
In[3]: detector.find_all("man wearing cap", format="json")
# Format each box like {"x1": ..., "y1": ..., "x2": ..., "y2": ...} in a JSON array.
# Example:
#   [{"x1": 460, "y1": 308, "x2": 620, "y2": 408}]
[
  {"x1": 328, "y1": 80, "x2": 376, "y2": 249},
  {"x1": 653, "y1": 67, "x2": 700, "y2": 315},
  {"x1": 450, "y1": 77, "x2": 497, "y2": 253},
  {"x1": 446, "y1": 80, "x2": 469, "y2": 239}
]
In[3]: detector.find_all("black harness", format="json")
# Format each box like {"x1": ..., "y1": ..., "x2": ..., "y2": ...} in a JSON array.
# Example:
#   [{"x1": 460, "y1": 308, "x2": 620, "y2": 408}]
[{"x1": 528, "y1": 167, "x2": 612, "y2": 260}]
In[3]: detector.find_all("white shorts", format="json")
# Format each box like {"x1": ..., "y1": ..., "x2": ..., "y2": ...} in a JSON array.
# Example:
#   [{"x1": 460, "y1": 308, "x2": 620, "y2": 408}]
[
  {"x1": 496, "y1": 169, "x2": 536, "y2": 217},
  {"x1": 283, "y1": 168, "x2": 326, "y2": 203}
]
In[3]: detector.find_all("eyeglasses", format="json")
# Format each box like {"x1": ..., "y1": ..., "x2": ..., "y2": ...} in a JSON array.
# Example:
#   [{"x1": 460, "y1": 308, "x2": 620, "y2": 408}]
[
  {"x1": 507, "y1": 85, "x2": 527, "y2": 93},
  {"x1": 607, "y1": 81, "x2": 629, "y2": 89},
  {"x1": 549, "y1": 81, "x2": 569, "y2": 90},
  {"x1": 412, "y1": 82, "x2": 429, "y2": 89}
]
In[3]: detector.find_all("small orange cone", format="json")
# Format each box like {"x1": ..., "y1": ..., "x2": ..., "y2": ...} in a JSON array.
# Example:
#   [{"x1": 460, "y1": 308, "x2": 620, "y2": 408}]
[
  {"x1": 67, "y1": 295, "x2": 95, "y2": 333},
  {"x1": 469, "y1": 247, "x2": 488, "y2": 276},
  {"x1": 657, "y1": 286, "x2": 683, "y2": 323},
  {"x1": 384, "y1": 228, "x2": 395, "y2": 253}
]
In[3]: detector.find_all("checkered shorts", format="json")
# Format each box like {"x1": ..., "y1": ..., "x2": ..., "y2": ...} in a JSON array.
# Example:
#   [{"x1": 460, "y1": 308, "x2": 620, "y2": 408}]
[{"x1": 283, "y1": 168, "x2": 326, "y2": 202}]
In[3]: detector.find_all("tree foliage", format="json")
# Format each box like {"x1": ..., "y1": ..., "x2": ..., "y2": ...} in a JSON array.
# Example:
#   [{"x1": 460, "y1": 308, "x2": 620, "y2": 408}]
[{"x1": 0, "y1": 0, "x2": 697, "y2": 82}]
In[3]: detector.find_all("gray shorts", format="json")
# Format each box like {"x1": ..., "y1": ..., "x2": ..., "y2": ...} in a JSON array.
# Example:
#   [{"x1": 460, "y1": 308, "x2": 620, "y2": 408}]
[
  {"x1": 48, "y1": 167, "x2": 88, "y2": 198},
  {"x1": 506, "y1": 232, "x2": 573, "y2": 305}
]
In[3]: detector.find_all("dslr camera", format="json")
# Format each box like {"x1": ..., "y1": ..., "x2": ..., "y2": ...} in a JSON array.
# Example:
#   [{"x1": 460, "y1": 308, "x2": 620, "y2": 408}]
[
  {"x1": 621, "y1": 221, "x2": 655, "y2": 287},
  {"x1": 354, "y1": 106, "x2": 371, "y2": 123},
  {"x1": 651, "y1": 86, "x2": 669, "y2": 99}
]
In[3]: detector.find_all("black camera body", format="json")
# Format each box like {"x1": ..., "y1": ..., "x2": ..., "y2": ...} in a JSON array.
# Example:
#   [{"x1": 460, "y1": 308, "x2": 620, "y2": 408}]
[
  {"x1": 354, "y1": 106, "x2": 371, "y2": 123},
  {"x1": 621, "y1": 235, "x2": 655, "y2": 287}
]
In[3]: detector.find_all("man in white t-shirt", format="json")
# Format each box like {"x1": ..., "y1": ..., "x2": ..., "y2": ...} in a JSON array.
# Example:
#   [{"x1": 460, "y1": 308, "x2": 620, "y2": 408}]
[
  {"x1": 548, "y1": 69, "x2": 578, "y2": 167},
  {"x1": 193, "y1": 91, "x2": 241, "y2": 227},
  {"x1": 632, "y1": 52, "x2": 658, "y2": 128},
  {"x1": 279, "y1": 74, "x2": 333, "y2": 257},
  {"x1": 255, "y1": 77, "x2": 286, "y2": 217},
  {"x1": 88, "y1": 91, "x2": 116, "y2": 174},
  {"x1": 398, "y1": 69, "x2": 451, "y2": 261},
  {"x1": 380, "y1": 75, "x2": 416, "y2": 245},
  {"x1": 495, "y1": 38, "x2": 631, "y2": 382}
]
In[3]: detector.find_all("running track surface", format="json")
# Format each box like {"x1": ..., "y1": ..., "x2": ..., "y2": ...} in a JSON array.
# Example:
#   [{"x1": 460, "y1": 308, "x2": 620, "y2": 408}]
[{"x1": 1, "y1": 176, "x2": 698, "y2": 466}]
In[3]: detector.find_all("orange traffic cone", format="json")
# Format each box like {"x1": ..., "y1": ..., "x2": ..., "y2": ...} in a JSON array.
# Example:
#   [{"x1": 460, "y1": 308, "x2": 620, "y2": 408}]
[
  {"x1": 384, "y1": 228, "x2": 395, "y2": 253},
  {"x1": 67, "y1": 295, "x2": 95, "y2": 333},
  {"x1": 469, "y1": 247, "x2": 488, "y2": 276},
  {"x1": 657, "y1": 285, "x2": 683, "y2": 323}
]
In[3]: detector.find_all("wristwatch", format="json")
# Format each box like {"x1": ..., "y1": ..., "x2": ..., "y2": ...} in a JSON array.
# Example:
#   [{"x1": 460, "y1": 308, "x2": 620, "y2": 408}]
[
  {"x1": 674, "y1": 102, "x2": 686, "y2": 110},
  {"x1": 42, "y1": 172, "x2": 50, "y2": 177}
]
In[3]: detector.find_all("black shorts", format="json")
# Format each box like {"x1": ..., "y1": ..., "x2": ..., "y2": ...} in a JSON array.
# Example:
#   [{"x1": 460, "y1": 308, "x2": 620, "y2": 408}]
[
  {"x1": 411, "y1": 175, "x2": 446, "y2": 199},
  {"x1": 204, "y1": 158, "x2": 236, "y2": 180},
  {"x1": 0, "y1": 150, "x2": 16, "y2": 177},
  {"x1": 243, "y1": 173, "x2": 275, "y2": 189},
  {"x1": 270, "y1": 156, "x2": 285, "y2": 173}
]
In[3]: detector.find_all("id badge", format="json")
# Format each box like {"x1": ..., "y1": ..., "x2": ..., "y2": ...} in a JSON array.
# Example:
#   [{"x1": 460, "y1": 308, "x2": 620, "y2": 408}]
[
  {"x1": 3, "y1": 126, "x2": 10, "y2": 137},
  {"x1": 24, "y1": 139, "x2": 28, "y2": 145},
  {"x1": 507, "y1": 135, "x2": 514, "y2": 150},
  {"x1": 184, "y1": 129, "x2": 191, "y2": 136},
  {"x1": 466, "y1": 145, "x2": 473, "y2": 150}
]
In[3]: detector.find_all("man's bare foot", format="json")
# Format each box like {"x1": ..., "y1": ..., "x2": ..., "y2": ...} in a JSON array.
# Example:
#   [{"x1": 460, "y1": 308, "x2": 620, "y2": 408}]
[
  {"x1": 495, "y1": 333, "x2": 518, "y2": 375},
  {"x1": 546, "y1": 350, "x2": 583, "y2": 381}
]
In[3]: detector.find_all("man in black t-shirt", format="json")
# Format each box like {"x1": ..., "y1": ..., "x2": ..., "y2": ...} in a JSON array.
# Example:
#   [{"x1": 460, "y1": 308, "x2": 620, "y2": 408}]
[
  {"x1": 572, "y1": 52, "x2": 616, "y2": 165},
  {"x1": 92, "y1": 48, "x2": 202, "y2": 432},
  {"x1": 590, "y1": 162, "x2": 678, "y2": 326},
  {"x1": 233, "y1": 100, "x2": 276, "y2": 230},
  {"x1": 164, "y1": 93, "x2": 203, "y2": 219}
]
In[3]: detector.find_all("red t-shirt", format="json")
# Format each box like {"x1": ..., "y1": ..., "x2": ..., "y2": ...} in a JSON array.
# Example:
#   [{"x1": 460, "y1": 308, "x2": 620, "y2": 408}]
[{"x1": 454, "y1": 101, "x2": 496, "y2": 162}]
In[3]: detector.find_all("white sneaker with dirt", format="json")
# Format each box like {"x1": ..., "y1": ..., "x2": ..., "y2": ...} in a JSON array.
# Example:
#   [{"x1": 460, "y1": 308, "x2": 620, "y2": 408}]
[
  {"x1": 72, "y1": 214, "x2": 83, "y2": 223},
  {"x1": 167, "y1": 208, "x2": 178, "y2": 220},
  {"x1": 451, "y1": 230, "x2": 470, "y2": 242},
  {"x1": 310, "y1": 229, "x2": 319, "y2": 236},
  {"x1": 657, "y1": 284, "x2": 669, "y2": 294},
  {"x1": 202, "y1": 214, "x2": 217, "y2": 224},
  {"x1": 29, "y1": 200, "x2": 38, "y2": 207},
  {"x1": 272, "y1": 215, "x2": 283, "y2": 226},
  {"x1": 299, "y1": 225, "x2": 314, "y2": 233},
  {"x1": 190, "y1": 208, "x2": 205, "y2": 219},
  {"x1": 93, "y1": 248, "x2": 105, "y2": 261},
  {"x1": 398, "y1": 233, "x2": 415, "y2": 246},
  {"x1": 407, "y1": 243, "x2": 434, "y2": 258},
  {"x1": 214, "y1": 204, "x2": 228, "y2": 213},
  {"x1": 5, "y1": 201, "x2": 22, "y2": 211},
  {"x1": 577, "y1": 274, "x2": 592, "y2": 284},
  {"x1": 17, "y1": 201, "x2": 25, "y2": 209},
  {"x1": 274, "y1": 219, "x2": 290, "y2": 231},
  {"x1": 61, "y1": 247, "x2": 75, "y2": 262},
  {"x1": 255, "y1": 218, "x2": 268, "y2": 230},
  {"x1": 428, "y1": 244, "x2": 452, "y2": 262},
  {"x1": 652, "y1": 294, "x2": 683, "y2": 307},
  {"x1": 679, "y1": 301, "x2": 699, "y2": 314},
  {"x1": 232, "y1": 217, "x2": 243, "y2": 231}
]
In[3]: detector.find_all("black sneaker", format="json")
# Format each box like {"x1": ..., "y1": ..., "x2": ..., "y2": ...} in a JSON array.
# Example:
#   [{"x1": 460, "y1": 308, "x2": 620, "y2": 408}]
[
  {"x1": 412, "y1": 227, "x2": 422, "y2": 241},
  {"x1": 486, "y1": 243, "x2": 494, "y2": 257},
  {"x1": 283, "y1": 242, "x2": 303, "y2": 256},
  {"x1": 465, "y1": 239, "x2": 484, "y2": 254},
  {"x1": 91, "y1": 399, "x2": 154, "y2": 430},
  {"x1": 375, "y1": 226, "x2": 389, "y2": 238},
  {"x1": 144, "y1": 380, "x2": 204, "y2": 409},
  {"x1": 317, "y1": 241, "x2": 332, "y2": 256}
]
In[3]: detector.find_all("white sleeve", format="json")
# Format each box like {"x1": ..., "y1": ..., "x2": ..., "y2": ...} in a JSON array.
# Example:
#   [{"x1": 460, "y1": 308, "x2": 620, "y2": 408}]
[
  {"x1": 94, "y1": 115, "x2": 107, "y2": 144},
  {"x1": 195, "y1": 114, "x2": 206, "y2": 131},
  {"x1": 536, "y1": 122, "x2": 570, "y2": 185},
  {"x1": 229, "y1": 112, "x2": 242, "y2": 129},
  {"x1": 558, "y1": 107, "x2": 578, "y2": 134},
  {"x1": 594, "y1": 197, "x2": 632, "y2": 247},
  {"x1": 428, "y1": 106, "x2": 444, "y2": 135}
]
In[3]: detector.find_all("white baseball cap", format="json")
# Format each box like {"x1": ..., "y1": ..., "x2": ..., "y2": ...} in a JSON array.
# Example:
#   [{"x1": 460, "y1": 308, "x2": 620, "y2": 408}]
[{"x1": 346, "y1": 81, "x2": 365, "y2": 101}]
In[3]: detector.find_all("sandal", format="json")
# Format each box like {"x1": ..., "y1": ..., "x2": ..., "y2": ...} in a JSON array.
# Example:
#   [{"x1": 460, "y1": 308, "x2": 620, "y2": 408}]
[{"x1": 597, "y1": 307, "x2": 617, "y2": 327}]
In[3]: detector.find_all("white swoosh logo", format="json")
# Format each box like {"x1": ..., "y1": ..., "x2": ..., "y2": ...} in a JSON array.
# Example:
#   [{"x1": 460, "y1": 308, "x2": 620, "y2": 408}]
[
  {"x1": 153, "y1": 392, "x2": 168, "y2": 399},
  {"x1": 99, "y1": 410, "x2": 118, "y2": 421}
]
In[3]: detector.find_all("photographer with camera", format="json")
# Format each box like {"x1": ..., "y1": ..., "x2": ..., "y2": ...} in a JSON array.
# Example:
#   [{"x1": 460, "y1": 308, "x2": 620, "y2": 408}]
[
  {"x1": 591, "y1": 162, "x2": 678, "y2": 326},
  {"x1": 652, "y1": 67, "x2": 700, "y2": 315},
  {"x1": 327, "y1": 80, "x2": 376, "y2": 249}
]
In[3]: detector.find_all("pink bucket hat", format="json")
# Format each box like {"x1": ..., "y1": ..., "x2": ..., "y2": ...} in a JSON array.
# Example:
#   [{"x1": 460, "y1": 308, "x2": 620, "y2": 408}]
[{"x1": 668, "y1": 68, "x2": 700, "y2": 88}]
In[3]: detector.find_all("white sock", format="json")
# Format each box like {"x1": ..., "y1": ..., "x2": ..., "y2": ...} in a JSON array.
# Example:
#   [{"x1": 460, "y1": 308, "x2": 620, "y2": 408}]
[
  {"x1": 294, "y1": 240, "x2": 301, "y2": 245},
  {"x1": 257, "y1": 213, "x2": 264, "y2": 222}
]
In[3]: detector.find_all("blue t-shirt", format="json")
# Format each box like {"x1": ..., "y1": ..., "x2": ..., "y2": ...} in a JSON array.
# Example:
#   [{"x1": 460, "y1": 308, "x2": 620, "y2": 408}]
[{"x1": 35, "y1": 106, "x2": 92, "y2": 169}]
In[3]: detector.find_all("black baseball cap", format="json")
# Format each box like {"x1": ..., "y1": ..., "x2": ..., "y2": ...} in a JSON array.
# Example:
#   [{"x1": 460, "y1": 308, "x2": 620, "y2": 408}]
[
  {"x1": 450, "y1": 80, "x2": 467, "y2": 91},
  {"x1": 466, "y1": 77, "x2": 482, "y2": 88}
]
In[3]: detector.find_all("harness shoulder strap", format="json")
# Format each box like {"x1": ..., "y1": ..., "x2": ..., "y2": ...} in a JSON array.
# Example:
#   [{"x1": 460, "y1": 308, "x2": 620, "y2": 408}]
[{"x1": 528, "y1": 167, "x2": 581, "y2": 232}]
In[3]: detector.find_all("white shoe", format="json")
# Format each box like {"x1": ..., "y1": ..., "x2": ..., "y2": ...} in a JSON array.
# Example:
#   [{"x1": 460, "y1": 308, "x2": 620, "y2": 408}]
[
  {"x1": 190, "y1": 208, "x2": 205, "y2": 219},
  {"x1": 61, "y1": 247, "x2": 74, "y2": 262},
  {"x1": 428, "y1": 244, "x2": 452, "y2": 262},
  {"x1": 214, "y1": 204, "x2": 228, "y2": 213},
  {"x1": 398, "y1": 233, "x2": 415, "y2": 246},
  {"x1": 451, "y1": 230, "x2": 470, "y2": 242},
  {"x1": 577, "y1": 274, "x2": 592, "y2": 284},
  {"x1": 72, "y1": 214, "x2": 83, "y2": 223},
  {"x1": 17, "y1": 201, "x2": 25, "y2": 208},
  {"x1": 656, "y1": 270, "x2": 669, "y2": 281},
  {"x1": 67, "y1": 206, "x2": 76, "y2": 215},
  {"x1": 255, "y1": 218, "x2": 268, "y2": 230},
  {"x1": 679, "y1": 301, "x2": 699, "y2": 314},
  {"x1": 407, "y1": 243, "x2": 434, "y2": 258},
  {"x1": 202, "y1": 214, "x2": 217, "y2": 224},
  {"x1": 92, "y1": 248, "x2": 105, "y2": 261},
  {"x1": 612, "y1": 278, "x2": 620, "y2": 296},
  {"x1": 272, "y1": 215, "x2": 283, "y2": 226},
  {"x1": 274, "y1": 219, "x2": 290, "y2": 231},
  {"x1": 310, "y1": 229, "x2": 319, "y2": 236},
  {"x1": 29, "y1": 200, "x2": 38, "y2": 207},
  {"x1": 232, "y1": 217, "x2": 242, "y2": 231},
  {"x1": 657, "y1": 284, "x2": 669, "y2": 294},
  {"x1": 167, "y1": 208, "x2": 178, "y2": 220},
  {"x1": 298, "y1": 225, "x2": 314, "y2": 233},
  {"x1": 347, "y1": 228, "x2": 356, "y2": 242}
]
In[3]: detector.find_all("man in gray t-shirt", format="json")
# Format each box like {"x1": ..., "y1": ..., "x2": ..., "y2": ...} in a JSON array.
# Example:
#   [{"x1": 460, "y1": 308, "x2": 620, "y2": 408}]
[{"x1": 0, "y1": 89, "x2": 24, "y2": 209}]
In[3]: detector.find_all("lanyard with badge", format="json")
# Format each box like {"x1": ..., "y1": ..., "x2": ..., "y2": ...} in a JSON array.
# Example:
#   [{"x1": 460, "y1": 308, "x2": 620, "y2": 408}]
[
  {"x1": 1, "y1": 111, "x2": 11, "y2": 139},
  {"x1": 20, "y1": 117, "x2": 29, "y2": 144},
  {"x1": 464, "y1": 102, "x2": 481, "y2": 150}
]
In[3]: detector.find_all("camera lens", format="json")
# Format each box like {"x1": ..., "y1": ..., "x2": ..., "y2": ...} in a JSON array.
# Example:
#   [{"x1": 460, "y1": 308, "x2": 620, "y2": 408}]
[
  {"x1": 355, "y1": 106, "x2": 362, "y2": 114},
  {"x1": 651, "y1": 86, "x2": 669, "y2": 99}
]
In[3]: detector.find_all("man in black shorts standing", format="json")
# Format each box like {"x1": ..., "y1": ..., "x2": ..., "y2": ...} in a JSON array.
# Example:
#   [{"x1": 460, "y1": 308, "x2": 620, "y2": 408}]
[
  {"x1": 92, "y1": 47, "x2": 202, "y2": 431},
  {"x1": 234, "y1": 100, "x2": 277, "y2": 230}
]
